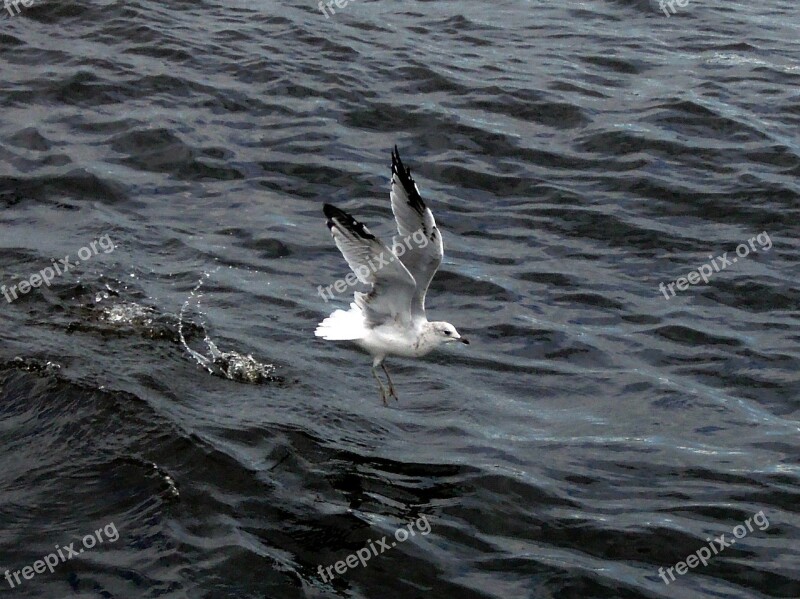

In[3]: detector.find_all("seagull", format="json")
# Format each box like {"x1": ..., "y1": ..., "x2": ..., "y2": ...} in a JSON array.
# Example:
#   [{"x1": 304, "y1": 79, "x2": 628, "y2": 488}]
[{"x1": 315, "y1": 147, "x2": 469, "y2": 404}]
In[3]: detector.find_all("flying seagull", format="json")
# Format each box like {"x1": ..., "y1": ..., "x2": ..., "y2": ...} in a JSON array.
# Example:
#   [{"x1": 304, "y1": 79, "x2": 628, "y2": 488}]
[{"x1": 315, "y1": 147, "x2": 469, "y2": 404}]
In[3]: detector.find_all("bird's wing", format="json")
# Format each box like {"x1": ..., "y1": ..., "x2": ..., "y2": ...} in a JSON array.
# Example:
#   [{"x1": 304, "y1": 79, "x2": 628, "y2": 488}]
[
  {"x1": 389, "y1": 147, "x2": 444, "y2": 319},
  {"x1": 323, "y1": 203, "x2": 417, "y2": 327}
]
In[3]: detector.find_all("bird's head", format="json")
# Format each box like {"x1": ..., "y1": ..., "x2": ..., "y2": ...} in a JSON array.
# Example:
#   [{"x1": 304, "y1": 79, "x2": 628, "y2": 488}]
[{"x1": 430, "y1": 321, "x2": 469, "y2": 347}]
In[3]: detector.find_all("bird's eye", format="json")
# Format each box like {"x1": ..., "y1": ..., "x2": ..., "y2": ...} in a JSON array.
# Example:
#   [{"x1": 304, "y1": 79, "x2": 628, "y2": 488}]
[{"x1": 444, "y1": 330, "x2": 450, "y2": 335}]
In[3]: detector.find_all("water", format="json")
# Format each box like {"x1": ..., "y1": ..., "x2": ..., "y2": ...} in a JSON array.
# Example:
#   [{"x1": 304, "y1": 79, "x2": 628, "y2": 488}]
[{"x1": 1, "y1": 1, "x2": 798, "y2": 598}]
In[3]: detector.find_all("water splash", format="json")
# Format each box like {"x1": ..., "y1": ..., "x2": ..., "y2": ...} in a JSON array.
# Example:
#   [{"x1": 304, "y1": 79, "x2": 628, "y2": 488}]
[
  {"x1": 178, "y1": 272, "x2": 280, "y2": 384},
  {"x1": 100, "y1": 302, "x2": 156, "y2": 327}
]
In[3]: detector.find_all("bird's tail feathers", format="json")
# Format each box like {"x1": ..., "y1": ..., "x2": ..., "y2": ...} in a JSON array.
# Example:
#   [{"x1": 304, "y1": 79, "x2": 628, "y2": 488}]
[{"x1": 315, "y1": 305, "x2": 368, "y2": 340}]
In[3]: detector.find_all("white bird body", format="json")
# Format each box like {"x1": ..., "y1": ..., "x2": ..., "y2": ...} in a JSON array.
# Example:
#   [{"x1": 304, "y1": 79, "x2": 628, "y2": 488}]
[{"x1": 355, "y1": 320, "x2": 453, "y2": 361}]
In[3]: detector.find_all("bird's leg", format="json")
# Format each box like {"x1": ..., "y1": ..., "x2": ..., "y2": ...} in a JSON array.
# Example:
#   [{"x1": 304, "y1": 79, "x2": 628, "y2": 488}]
[
  {"x1": 371, "y1": 366, "x2": 388, "y2": 406},
  {"x1": 381, "y1": 363, "x2": 398, "y2": 401}
]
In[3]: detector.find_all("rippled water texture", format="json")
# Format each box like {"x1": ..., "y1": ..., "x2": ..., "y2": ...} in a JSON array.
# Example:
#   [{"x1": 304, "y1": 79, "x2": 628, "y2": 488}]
[{"x1": 1, "y1": 0, "x2": 798, "y2": 598}]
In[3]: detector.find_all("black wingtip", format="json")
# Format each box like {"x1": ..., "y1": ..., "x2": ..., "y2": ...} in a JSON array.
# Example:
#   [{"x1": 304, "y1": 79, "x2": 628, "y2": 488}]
[
  {"x1": 390, "y1": 146, "x2": 426, "y2": 216},
  {"x1": 391, "y1": 145, "x2": 404, "y2": 174},
  {"x1": 323, "y1": 203, "x2": 341, "y2": 219},
  {"x1": 323, "y1": 203, "x2": 376, "y2": 240},
  {"x1": 322, "y1": 203, "x2": 341, "y2": 230}
]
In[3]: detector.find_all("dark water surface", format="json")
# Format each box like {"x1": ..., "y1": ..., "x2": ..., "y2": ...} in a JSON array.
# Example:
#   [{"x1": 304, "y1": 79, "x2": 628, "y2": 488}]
[{"x1": 1, "y1": 0, "x2": 799, "y2": 598}]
